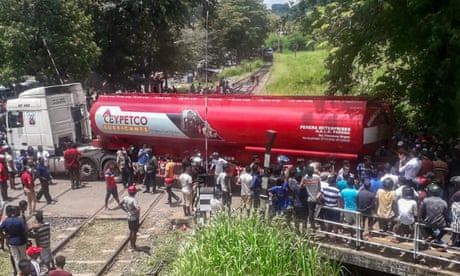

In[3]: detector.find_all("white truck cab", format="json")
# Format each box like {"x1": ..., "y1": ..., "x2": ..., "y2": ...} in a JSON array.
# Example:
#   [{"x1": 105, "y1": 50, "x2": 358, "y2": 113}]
[
  {"x1": 4, "y1": 83, "x2": 112, "y2": 180},
  {"x1": 6, "y1": 83, "x2": 91, "y2": 155}
]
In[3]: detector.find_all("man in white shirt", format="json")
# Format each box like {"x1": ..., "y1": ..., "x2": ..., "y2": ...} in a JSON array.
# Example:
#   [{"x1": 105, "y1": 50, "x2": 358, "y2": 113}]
[
  {"x1": 398, "y1": 149, "x2": 422, "y2": 181},
  {"x1": 237, "y1": 166, "x2": 252, "y2": 213},
  {"x1": 392, "y1": 186, "x2": 417, "y2": 243},
  {"x1": 210, "y1": 152, "x2": 228, "y2": 186},
  {"x1": 36, "y1": 145, "x2": 50, "y2": 167},
  {"x1": 210, "y1": 190, "x2": 224, "y2": 216},
  {"x1": 217, "y1": 164, "x2": 232, "y2": 208},
  {"x1": 179, "y1": 167, "x2": 193, "y2": 217}
]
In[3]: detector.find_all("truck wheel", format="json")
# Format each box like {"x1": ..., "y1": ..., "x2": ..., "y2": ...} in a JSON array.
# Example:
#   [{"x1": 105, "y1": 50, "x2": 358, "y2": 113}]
[
  {"x1": 102, "y1": 160, "x2": 121, "y2": 182},
  {"x1": 80, "y1": 158, "x2": 98, "y2": 181}
]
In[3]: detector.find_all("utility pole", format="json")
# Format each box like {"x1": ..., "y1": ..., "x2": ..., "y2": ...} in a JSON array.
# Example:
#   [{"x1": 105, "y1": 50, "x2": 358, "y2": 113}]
[
  {"x1": 42, "y1": 38, "x2": 63, "y2": 84},
  {"x1": 204, "y1": 7, "x2": 209, "y2": 172}
]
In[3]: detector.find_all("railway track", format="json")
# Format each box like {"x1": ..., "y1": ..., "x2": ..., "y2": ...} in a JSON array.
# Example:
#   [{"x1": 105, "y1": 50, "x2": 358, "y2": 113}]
[
  {"x1": 47, "y1": 189, "x2": 165, "y2": 275},
  {"x1": 231, "y1": 62, "x2": 272, "y2": 94}
]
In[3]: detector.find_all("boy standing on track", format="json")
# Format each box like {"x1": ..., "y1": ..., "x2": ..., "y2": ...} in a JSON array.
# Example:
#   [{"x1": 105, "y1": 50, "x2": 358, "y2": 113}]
[
  {"x1": 104, "y1": 163, "x2": 121, "y2": 210},
  {"x1": 179, "y1": 167, "x2": 193, "y2": 216},
  {"x1": 120, "y1": 186, "x2": 140, "y2": 251}
]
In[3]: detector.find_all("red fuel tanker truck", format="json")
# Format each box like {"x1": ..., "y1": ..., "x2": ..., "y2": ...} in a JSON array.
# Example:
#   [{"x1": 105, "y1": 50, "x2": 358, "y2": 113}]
[
  {"x1": 5, "y1": 83, "x2": 391, "y2": 180},
  {"x1": 89, "y1": 93, "x2": 391, "y2": 169}
]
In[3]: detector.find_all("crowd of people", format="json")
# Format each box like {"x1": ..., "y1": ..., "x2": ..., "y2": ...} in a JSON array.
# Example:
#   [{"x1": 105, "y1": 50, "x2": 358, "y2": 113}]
[
  {"x1": 117, "y1": 132, "x2": 460, "y2": 256},
  {"x1": 0, "y1": 205, "x2": 72, "y2": 275},
  {"x1": 189, "y1": 79, "x2": 234, "y2": 95},
  {"x1": 218, "y1": 132, "x2": 460, "y2": 254},
  {"x1": 2, "y1": 128, "x2": 460, "y2": 273},
  {"x1": 0, "y1": 143, "x2": 83, "y2": 275}
]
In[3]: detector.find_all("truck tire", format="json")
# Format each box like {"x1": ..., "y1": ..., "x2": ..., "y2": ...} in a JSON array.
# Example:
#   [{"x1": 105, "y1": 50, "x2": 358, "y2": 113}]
[
  {"x1": 80, "y1": 158, "x2": 98, "y2": 181},
  {"x1": 102, "y1": 159, "x2": 121, "y2": 182}
]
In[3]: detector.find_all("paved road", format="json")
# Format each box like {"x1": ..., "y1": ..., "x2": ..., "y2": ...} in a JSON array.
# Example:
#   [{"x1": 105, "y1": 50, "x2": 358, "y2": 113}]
[
  {"x1": 6, "y1": 178, "x2": 241, "y2": 221},
  {"x1": 6, "y1": 179, "x2": 170, "y2": 219}
]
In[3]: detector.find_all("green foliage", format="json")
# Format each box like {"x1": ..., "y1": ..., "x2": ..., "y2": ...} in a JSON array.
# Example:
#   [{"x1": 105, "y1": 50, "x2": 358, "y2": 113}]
[
  {"x1": 264, "y1": 50, "x2": 329, "y2": 95},
  {"x1": 303, "y1": 0, "x2": 460, "y2": 137},
  {"x1": 0, "y1": 0, "x2": 100, "y2": 85},
  {"x1": 137, "y1": 230, "x2": 187, "y2": 275},
  {"x1": 219, "y1": 59, "x2": 265, "y2": 79},
  {"x1": 210, "y1": 0, "x2": 271, "y2": 62},
  {"x1": 171, "y1": 213, "x2": 343, "y2": 275},
  {"x1": 285, "y1": 32, "x2": 313, "y2": 51},
  {"x1": 271, "y1": 4, "x2": 290, "y2": 16},
  {"x1": 0, "y1": 250, "x2": 13, "y2": 274},
  {"x1": 90, "y1": 0, "x2": 204, "y2": 89},
  {"x1": 265, "y1": 33, "x2": 288, "y2": 51}
]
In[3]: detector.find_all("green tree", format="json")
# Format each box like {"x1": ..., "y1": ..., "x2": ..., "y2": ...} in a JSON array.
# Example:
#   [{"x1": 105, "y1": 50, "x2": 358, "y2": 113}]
[
  {"x1": 0, "y1": 0, "x2": 100, "y2": 85},
  {"x1": 90, "y1": 0, "x2": 205, "y2": 90},
  {"x1": 211, "y1": 0, "x2": 271, "y2": 63},
  {"x1": 304, "y1": 0, "x2": 460, "y2": 137}
]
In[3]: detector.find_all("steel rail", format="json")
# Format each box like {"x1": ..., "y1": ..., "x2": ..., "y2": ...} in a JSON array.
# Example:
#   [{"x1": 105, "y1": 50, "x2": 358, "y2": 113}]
[{"x1": 96, "y1": 191, "x2": 165, "y2": 276}]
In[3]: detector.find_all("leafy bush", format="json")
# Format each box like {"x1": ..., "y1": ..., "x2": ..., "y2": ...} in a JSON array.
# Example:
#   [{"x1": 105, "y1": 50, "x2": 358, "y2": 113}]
[
  {"x1": 285, "y1": 32, "x2": 314, "y2": 51},
  {"x1": 265, "y1": 33, "x2": 289, "y2": 51},
  {"x1": 171, "y1": 213, "x2": 343, "y2": 276},
  {"x1": 219, "y1": 59, "x2": 264, "y2": 79},
  {"x1": 265, "y1": 50, "x2": 329, "y2": 95}
]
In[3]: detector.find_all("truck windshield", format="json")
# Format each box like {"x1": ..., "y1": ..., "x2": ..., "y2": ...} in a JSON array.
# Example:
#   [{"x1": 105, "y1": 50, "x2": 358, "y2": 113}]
[{"x1": 7, "y1": 111, "x2": 24, "y2": 128}]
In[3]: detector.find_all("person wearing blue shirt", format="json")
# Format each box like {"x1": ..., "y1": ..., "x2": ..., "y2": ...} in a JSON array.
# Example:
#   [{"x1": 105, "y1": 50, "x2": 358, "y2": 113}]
[
  {"x1": 268, "y1": 180, "x2": 290, "y2": 213},
  {"x1": 369, "y1": 173, "x2": 383, "y2": 195},
  {"x1": 356, "y1": 155, "x2": 373, "y2": 185},
  {"x1": 137, "y1": 144, "x2": 149, "y2": 184},
  {"x1": 340, "y1": 180, "x2": 359, "y2": 237},
  {"x1": 35, "y1": 158, "x2": 54, "y2": 204},
  {"x1": 137, "y1": 145, "x2": 149, "y2": 166},
  {"x1": 337, "y1": 177, "x2": 349, "y2": 191},
  {"x1": 0, "y1": 205, "x2": 28, "y2": 273}
]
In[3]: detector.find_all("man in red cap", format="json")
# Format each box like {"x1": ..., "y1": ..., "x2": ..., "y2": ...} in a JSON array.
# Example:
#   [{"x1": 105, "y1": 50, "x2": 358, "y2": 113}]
[
  {"x1": 120, "y1": 186, "x2": 140, "y2": 251},
  {"x1": 26, "y1": 246, "x2": 42, "y2": 276}
]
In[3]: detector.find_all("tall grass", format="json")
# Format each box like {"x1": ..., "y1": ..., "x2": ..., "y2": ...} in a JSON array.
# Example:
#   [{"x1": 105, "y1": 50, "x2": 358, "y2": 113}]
[
  {"x1": 264, "y1": 50, "x2": 329, "y2": 96},
  {"x1": 219, "y1": 59, "x2": 265, "y2": 80},
  {"x1": 0, "y1": 250, "x2": 13, "y2": 274},
  {"x1": 171, "y1": 213, "x2": 343, "y2": 276}
]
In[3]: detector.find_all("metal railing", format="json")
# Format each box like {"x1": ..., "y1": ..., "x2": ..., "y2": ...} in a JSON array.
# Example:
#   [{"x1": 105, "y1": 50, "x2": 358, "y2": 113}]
[{"x1": 314, "y1": 205, "x2": 460, "y2": 266}]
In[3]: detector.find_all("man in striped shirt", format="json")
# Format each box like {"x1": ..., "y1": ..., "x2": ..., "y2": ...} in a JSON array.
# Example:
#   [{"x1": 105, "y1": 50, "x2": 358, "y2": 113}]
[
  {"x1": 301, "y1": 166, "x2": 321, "y2": 231},
  {"x1": 320, "y1": 174, "x2": 342, "y2": 238},
  {"x1": 30, "y1": 211, "x2": 54, "y2": 272}
]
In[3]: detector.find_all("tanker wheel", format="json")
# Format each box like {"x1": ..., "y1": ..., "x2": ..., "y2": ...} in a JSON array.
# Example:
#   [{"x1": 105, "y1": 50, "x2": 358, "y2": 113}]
[
  {"x1": 102, "y1": 159, "x2": 121, "y2": 183},
  {"x1": 80, "y1": 158, "x2": 98, "y2": 181}
]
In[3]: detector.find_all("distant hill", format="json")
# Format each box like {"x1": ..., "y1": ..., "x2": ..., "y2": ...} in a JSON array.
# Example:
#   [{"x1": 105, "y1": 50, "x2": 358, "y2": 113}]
[
  {"x1": 264, "y1": 0, "x2": 288, "y2": 9},
  {"x1": 271, "y1": 3, "x2": 290, "y2": 15}
]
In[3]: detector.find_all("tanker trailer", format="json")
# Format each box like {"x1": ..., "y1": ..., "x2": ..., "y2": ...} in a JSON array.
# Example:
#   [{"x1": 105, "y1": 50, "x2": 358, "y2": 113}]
[{"x1": 89, "y1": 93, "x2": 391, "y2": 167}]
